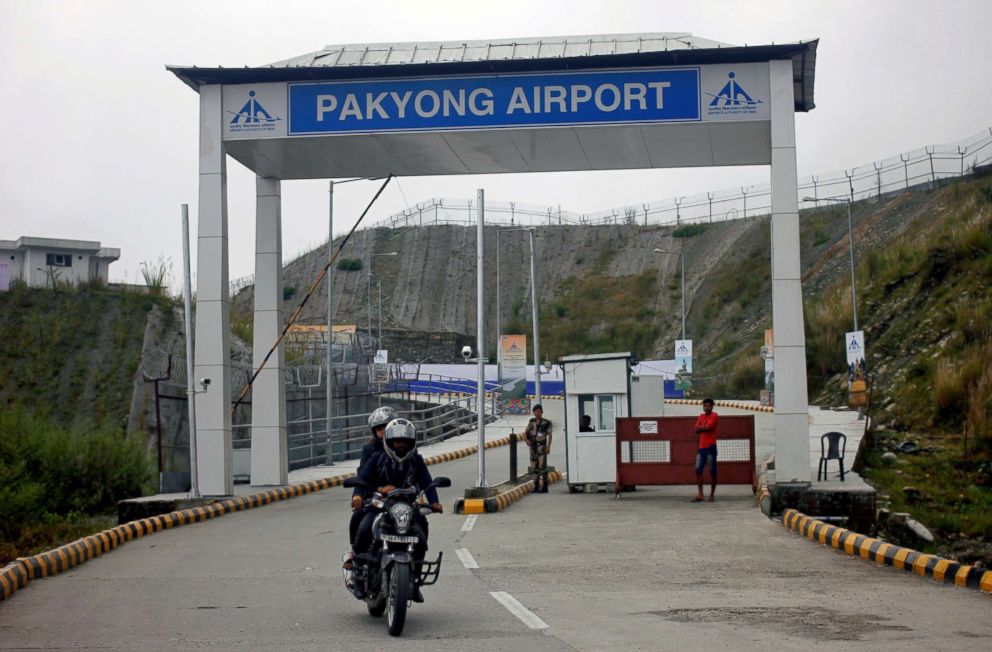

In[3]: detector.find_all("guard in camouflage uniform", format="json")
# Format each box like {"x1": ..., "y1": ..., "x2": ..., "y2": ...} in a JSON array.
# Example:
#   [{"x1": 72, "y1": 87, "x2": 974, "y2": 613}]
[{"x1": 524, "y1": 404, "x2": 553, "y2": 493}]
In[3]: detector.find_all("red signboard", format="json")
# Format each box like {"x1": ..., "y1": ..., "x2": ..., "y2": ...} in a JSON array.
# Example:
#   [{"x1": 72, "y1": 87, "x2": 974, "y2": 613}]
[{"x1": 615, "y1": 416, "x2": 756, "y2": 495}]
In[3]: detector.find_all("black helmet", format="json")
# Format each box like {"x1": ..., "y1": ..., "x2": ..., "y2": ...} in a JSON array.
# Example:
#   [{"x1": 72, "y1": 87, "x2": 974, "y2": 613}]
[
  {"x1": 383, "y1": 418, "x2": 417, "y2": 464},
  {"x1": 368, "y1": 406, "x2": 397, "y2": 433}
]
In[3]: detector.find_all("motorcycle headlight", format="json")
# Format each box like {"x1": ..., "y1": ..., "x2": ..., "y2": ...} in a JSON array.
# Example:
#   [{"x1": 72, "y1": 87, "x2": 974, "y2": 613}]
[{"x1": 389, "y1": 502, "x2": 414, "y2": 534}]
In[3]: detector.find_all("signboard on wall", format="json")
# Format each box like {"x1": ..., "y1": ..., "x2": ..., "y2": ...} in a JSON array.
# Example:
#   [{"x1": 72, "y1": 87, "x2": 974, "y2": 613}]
[
  {"x1": 500, "y1": 334, "x2": 530, "y2": 414},
  {"x1": 222, "y1": 63, "x2": 771, "y2": 141}
]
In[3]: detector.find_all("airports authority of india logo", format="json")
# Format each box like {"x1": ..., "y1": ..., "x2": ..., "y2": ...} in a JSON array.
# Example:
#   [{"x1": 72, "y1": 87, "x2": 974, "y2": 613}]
[
  {"x1": 706, "y1": 72, "x2": 762, "y2": 117},
  {"x1": 229, "y1": 90, "x2": 280, "y2": 134}
]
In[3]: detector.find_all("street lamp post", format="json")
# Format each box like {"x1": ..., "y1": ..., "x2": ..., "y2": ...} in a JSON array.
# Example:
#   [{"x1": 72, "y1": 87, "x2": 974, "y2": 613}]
[
  {"x1": 496, "y1": 227, "x2": 543, "y2": 403},
  {"x1": 529, "y1": 228, "x2": 542, "y2": 405},
  {"x1": 804, "y1": 196, "x2": 858, "y2": 331},
  {"x1": 653, "y1": 248, "x2": 685, "y2": 340},
  {"x1": 367, "y1": 252, "x2": 398, "y2": 345}
]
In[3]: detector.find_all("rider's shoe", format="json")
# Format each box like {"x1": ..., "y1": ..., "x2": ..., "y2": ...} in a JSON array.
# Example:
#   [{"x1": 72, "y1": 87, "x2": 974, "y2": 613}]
[{"x1": 411, "y1": 585, "x2": 425, "y2": 603}]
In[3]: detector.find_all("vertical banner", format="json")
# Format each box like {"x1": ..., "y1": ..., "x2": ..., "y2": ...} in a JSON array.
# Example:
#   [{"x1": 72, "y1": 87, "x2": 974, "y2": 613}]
[
  {"x1": 500, "y1": 335, "x2": 530, "y2": 414},
  {"x1": 760, "y1": 329, "x2": 775, "y2": 407},
  {"x1": 845, "y1": 331, "x2": 868, "y2": 407},
  {"x1": 372, "y1": 349, "x2": 389, "y2": 385},
  {"x1": 675, "y1": 339, "x2": 693, "y2": 393}
]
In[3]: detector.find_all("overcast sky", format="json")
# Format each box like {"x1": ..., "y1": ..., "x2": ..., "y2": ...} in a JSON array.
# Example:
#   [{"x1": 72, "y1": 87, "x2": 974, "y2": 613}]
[{"x1": 2, "y1": 0, "x2": 990, "y2": 286}]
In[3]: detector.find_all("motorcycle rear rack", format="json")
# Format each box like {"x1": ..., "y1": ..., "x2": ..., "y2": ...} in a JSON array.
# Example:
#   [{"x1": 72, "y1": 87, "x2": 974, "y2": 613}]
[{"x1": 415, "y1": 552, "x2": 443, "y2": 586}]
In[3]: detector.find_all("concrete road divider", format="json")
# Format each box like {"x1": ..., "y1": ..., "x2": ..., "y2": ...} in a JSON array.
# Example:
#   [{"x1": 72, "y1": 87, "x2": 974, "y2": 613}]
[
  {"x1": 0, "y1": 431, "x2": 521, "y2": 603},
  {"x1": 782, "y1": 508, "x2": 992, "y2": 594},
  {"x1": 455, "y1": 470, "x2": 565, "y2": 514},
  {"x1": 666, "y1": 398, "x2": 775, "y2": 413}
]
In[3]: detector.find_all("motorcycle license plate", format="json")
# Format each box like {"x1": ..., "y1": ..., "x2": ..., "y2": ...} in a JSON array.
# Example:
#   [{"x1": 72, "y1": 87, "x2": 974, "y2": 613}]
[{"x1": 382, "y1": 534, "x2": 418, "y2": 544}]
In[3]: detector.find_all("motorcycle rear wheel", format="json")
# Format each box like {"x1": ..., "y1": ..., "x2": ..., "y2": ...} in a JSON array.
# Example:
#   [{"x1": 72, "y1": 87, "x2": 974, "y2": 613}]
[{"x1": 386, "y1": 563, "x2": 410, "y2": 636}]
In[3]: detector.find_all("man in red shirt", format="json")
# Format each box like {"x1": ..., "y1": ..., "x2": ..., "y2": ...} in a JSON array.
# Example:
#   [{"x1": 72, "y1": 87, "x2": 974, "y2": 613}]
[{"x1": 692, "y1": 398, "x2": 719, "y2": 502}]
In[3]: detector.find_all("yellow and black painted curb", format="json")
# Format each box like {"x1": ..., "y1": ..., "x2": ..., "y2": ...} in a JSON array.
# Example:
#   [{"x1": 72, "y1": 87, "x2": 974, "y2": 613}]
[
  {"x1": 454, "y1": 470, "x2": 565, "y2": 515},
  {"x1": 782, "y1": 509, "x2": 992, "y2": 594},
  {"x1": 665, "y1": 398, "x2": 775, "y2": 413},
  {"x1": 0, "y1": 433, "x2": 520, "y2": 603}
]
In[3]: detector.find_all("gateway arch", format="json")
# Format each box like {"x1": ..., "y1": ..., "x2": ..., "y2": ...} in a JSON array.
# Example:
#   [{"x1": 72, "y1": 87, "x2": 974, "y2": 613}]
[{"x1": 169, "y1": 32, "x2": 819, "y2": 495}]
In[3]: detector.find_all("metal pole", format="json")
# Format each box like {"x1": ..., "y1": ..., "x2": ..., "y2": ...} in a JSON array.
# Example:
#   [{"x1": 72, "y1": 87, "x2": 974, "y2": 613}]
[
  {"x1": 496, "y1": 229, "x2": 501, "y2": 371},
  {"x1": 476, "y1": 189, "x2": 486, "y2": 487},
  {"x1": 367, "y1": 268, "x2": 373, "y2": 341},
  {"x1": 377, "y1": 279, "x2": 382, "y2": 347},
  {"x1": 325, "y1": 180, "x2": 335, "y2": 465},
  {"x1": 679, "y1": 253, "x2": 686, "y2": 340},
  {"x1": 529, "y1": 229, "x2": 542, "y2": 405},
  {"x1": 181, "y1": 204, "x2": 200, "y2": 499},
  {"x1": 847, "y1": 200, "x2": 859, "y2": 331}
]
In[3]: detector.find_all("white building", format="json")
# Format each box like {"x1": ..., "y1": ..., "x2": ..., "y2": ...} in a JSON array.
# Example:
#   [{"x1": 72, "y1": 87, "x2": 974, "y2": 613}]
[{"x1": 0, "y1": 236, "x2": 120, "y2": 290}]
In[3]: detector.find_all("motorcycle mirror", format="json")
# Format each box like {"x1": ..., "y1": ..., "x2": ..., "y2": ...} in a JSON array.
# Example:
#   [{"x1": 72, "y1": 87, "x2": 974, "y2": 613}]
[
  {"x1": 432, "y1": 477, "x2": 452, "y2": 488},
  {"x1": 342, "y1": 476, "x2": 365, "y2": 489}
]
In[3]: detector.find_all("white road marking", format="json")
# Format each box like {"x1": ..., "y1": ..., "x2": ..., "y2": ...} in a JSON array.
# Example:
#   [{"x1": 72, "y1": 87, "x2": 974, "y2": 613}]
[
  {"x1": 490, "y1": 591, "x2": 549, "y2": 630},
  {"x1": 461, "y1": 514, "x2": 478, "y2": 532},
  {"x1": 455, "y1": 547, "x2": 479, "y2": 569}
]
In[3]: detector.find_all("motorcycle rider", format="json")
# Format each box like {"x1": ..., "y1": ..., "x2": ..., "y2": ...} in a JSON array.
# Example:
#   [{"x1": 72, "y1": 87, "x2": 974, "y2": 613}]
[
  {"x1": 343, "y1": 406, "x2": 397, "y2": 579},
  {"x1": 350, "y1": 418, "x2": 443, "y2": 601}
]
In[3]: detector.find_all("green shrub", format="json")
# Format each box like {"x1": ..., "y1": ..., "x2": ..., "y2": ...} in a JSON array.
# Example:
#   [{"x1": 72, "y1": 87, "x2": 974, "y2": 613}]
[
  {"x1": 336, "y1": 258, "x2": 363, "y2": 271},
  {"x1": 0, "y1": 407, "x2": 154, "y2": 546},
  {"x1": 672, "y1": 224, "x2": 706, "y2": 238},
  {"x1": 283, "y1": 285, "x2": 297, "y2": 301}
]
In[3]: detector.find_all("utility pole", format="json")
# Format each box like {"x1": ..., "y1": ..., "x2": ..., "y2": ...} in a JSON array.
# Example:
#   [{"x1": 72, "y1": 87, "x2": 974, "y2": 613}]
[{"x1": 325, "y1": 181, "x2": 335, "y2": 465}]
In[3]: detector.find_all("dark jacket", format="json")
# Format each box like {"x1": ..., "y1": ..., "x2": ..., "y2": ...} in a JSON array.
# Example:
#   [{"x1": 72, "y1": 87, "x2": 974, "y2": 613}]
[
  {"x1": 358, "y1": 438, "x2": 383, "y2": 472},
  {"x1": 353, "y1": 450, "x2": 440, "y2": 505}
]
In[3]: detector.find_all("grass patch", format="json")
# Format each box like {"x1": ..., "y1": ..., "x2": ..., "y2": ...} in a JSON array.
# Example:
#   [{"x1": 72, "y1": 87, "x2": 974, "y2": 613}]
[{"x1": 862, "y1": 432, "x2": 992, "y2": 557}]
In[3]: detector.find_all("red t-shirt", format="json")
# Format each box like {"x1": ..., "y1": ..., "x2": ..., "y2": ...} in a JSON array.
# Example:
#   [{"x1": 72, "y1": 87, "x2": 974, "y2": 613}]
[{"x1": 696, "y1": 412, "x2": 719, "y2": 449}]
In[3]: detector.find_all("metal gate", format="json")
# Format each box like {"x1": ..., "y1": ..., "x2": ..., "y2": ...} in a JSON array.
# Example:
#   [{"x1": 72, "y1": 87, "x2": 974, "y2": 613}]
[{"x1": 615, "y1": 416, "x2": 756, "y2": 495}]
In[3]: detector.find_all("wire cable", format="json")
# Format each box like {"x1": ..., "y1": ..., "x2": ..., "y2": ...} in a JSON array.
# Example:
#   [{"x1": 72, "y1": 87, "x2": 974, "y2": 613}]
[{"x1": 231, "y1": 176, "x2": 394, "y2": 415}]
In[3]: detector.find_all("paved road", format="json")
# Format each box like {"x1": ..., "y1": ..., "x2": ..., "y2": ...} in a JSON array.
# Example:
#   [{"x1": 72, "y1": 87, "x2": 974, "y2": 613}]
[{"x1": 2, "y1": 401, "x2": 990, "y2": 651}]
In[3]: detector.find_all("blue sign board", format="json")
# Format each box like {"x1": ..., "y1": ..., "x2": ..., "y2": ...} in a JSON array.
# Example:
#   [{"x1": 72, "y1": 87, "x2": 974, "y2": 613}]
[{"x1": 288, "y1": 68, "x2": 700, "y2": 135}]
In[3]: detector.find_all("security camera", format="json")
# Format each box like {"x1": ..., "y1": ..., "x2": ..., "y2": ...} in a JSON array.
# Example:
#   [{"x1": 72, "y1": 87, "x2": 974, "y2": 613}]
[
  {"x1": 542, "y1": 360, "x2": 553, "y2": 373},
  {"x1": 200, "y1": 377, "x2": 211, "y2": 389},
  {"x1": 461, "y1": 346, "x2": 473, "y2": 360}
]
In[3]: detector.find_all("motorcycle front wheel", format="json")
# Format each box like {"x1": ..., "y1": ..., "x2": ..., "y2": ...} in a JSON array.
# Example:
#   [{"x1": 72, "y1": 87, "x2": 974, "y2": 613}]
[
  {"x1": 386, "y1": 563, "x2": 410, "y2": 636},
  {"x1": 367, "y1": 594, "x2": 386, "y2": 617}
]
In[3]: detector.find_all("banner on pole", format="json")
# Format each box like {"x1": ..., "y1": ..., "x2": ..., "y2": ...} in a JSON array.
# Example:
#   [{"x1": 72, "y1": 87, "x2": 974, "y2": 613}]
[
  {"x1": 845, "y1": 330, "x2": 868, "y2": 407},
  {"x1": 500, "y1": 334, "x2": 530, "y2": 414},
  {"x1": 675, "y1": 339, "x2": 693, "y2": 392}
]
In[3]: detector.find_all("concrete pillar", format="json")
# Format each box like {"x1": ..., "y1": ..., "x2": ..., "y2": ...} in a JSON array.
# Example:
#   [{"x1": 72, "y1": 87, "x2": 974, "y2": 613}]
[
  {"x1": 769, "y1": 59, "x2": 811, "y2": 483},
  {"x1": 194, "y1": 84, "x2": 233, "y2": 496},
  {"x1": 250, "y1": 176, "x2": 288, "y2": 486}
]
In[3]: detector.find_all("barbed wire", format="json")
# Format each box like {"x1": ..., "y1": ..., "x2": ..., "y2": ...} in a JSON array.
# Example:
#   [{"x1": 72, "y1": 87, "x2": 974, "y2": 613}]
[{"x1": 368, "y1": 126, "x2": 992, "y2": 231}]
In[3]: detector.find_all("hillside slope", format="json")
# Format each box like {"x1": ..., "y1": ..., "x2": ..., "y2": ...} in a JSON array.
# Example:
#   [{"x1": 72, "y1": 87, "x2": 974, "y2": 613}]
[{"x1": 234, "y1": 193, "x2": 881, "y2": 365}]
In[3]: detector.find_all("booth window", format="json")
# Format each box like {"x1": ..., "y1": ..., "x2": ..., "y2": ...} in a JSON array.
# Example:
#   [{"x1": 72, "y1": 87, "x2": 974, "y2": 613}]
[
  {"x1": 578, "y1": 395, "x2": 594, "y2": 425},
  {"x1": 596, "y1": 395, "x2": 614, "y2": 430}
]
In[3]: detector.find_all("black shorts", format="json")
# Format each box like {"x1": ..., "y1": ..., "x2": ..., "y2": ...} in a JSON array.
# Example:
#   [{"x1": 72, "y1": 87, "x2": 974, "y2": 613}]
[{"x1": 695, "y1": 445, "x2": 717, "y2": 476}]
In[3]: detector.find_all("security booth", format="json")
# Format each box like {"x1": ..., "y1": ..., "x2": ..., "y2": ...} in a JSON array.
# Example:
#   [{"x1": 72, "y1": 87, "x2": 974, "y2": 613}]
[
  {"x1": 614, "y1": 415, "x2": 756, "y2": 497},
  {"x1": 562, "y1": 352, "x2": 634, "y2": 492}
]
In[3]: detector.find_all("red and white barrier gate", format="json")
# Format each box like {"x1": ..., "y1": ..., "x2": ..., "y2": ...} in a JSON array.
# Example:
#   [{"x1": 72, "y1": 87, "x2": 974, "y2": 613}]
[{"x1": 614, "y1": 416, "x2": 756, "y2": 495}]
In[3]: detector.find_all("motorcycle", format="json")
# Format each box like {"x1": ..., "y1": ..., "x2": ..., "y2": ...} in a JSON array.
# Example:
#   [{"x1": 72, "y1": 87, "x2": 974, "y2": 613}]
[{"x1": 342, "y1": 475, "x2": 451, "y2": 636}]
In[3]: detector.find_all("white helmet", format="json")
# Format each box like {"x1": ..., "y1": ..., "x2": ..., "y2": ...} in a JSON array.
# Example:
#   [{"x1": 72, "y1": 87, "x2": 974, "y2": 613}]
[
  {"x1": 368, "y1": 406, "x2": 398, "y2": 433},
  {"x1": 383, "y1": 418, "x2": 417, "y2": 464}
]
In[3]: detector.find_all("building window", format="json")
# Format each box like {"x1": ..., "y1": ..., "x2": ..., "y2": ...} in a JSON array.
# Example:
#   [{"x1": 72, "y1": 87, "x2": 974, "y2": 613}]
[{"x1": 46, "y1": 253, "x2": 72, "y2": 267}]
